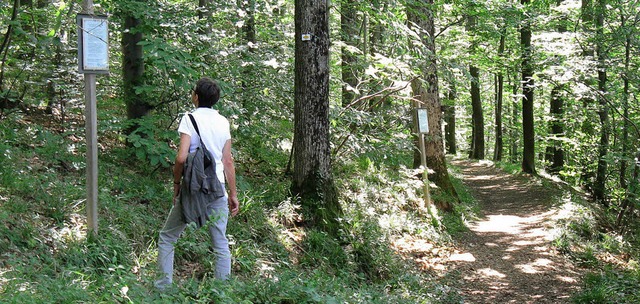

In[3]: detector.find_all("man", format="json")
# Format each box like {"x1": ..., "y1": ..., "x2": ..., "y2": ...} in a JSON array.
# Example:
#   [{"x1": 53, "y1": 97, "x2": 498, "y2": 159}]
[{"x1": 155, "y1": 77, "x2": 239, "y2": 289}]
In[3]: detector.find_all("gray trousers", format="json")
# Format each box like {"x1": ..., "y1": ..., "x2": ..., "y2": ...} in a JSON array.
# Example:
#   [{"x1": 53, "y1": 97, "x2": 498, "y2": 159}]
[{"x1": 155, "y1": 192, "x2": 230, "y2": 289}]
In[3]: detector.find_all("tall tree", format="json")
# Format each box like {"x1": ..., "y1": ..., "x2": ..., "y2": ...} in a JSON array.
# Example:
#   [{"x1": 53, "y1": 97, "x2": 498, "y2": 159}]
[
  {"x1": 444, "y1": 79, "x2": 457, "y2": 155},
  {"x1": 493, "y1": 27, "x2": 506, "y2": 162},
  {"x1": 619, "y1": 5, "x2": 633, "y2": 189},
  {"x1": 545, "y1": 0, "x2": 567, "y2": 174},
  {"x1": 520, "y1": 0, "x2": 535, "y2": 174},
  {"x1": 593, "y1": 0, "x2": 609, "y2": 203},
  {"x1": 0, "y1": 0, "x2": 20, "y2": 108},
  {"x1": 467, "y1": 11, "x2": 485, "y2": 160},
  {"x1": 408, "y1": 0, "x2": 458, "y2": 211},
  {"x1": 292, "y1": 0, "x2": 341, "y2": 231}
]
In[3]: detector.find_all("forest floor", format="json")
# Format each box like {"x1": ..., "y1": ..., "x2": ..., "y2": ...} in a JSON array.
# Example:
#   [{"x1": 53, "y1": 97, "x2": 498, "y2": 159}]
[{"x1": 395, "y1": 159, "x2": 586, "y2": 303}]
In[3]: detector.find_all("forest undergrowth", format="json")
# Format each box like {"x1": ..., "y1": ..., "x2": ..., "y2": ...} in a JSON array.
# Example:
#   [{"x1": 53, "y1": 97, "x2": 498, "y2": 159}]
[
  {"x1": 0, "y1": 106, "x2": 467, "y2": 303},
  {"x1": 1, "y1": 106, "x2": 639, "y2": 303}
]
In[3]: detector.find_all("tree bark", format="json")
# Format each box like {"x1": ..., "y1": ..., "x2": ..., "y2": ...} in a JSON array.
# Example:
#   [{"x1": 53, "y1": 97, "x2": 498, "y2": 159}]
[
  {"x1": 469, "y1": 65, "x2": 484, "y2": 159},
  {"x1": 121, "y1": 1, "x2": 148, "y2": 123},
  {"x1": 444, "y1": 81, "x2": 457, "y2": 155},
  {"x1": 198, "y1": 0, "x2": 213, "y2": 34},
  {"x1": 467, "y1": 13, "x2": 484, "y2": 160},
  {"x1": 546, "y1": 85, "x2": 565, "y2": 173},
  {"x1": 493, "y1": 29, "x2": 506, "y2": 162},
  {"x1": 619, "y1": 12, "x2": 631, "y2": 189},
  {"x1": 546, "y1": 3, "x2": 566, "y2": 174},
  {"x1": 510, "y1": 75, "x2": 519, "y2": 163},
  {"x1": 408, "y1": 0, "x2": 458, "y2": 211},
  {"x1": 520, "y1": 0, "x2": 535, "y2": 174},
  {"x1": 292, "y1": 0, "x2": 341, "y2": 232},
  {"x1": 0, "y1": 0, "x2": 20, "y2": 94}
]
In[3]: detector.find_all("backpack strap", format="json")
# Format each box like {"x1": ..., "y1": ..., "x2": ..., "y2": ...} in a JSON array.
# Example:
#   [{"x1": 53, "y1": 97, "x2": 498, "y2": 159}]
[
  {"x1": 188, "y1": 114, "x2": 201, "y2": 138},
  {"x1": 188, "y1": 113, "x2": 213, "y2": 168}
]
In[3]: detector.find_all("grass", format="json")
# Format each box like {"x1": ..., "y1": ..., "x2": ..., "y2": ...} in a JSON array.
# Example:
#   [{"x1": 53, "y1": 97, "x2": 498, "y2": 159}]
[{"x1": 0, "y1": 110, "x2": 469, "y2": 303}]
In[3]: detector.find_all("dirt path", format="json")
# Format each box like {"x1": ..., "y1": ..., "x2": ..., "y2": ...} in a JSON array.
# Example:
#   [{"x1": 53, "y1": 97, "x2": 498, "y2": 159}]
[{"x1": 445, "y1": 160, "x2": 584, "y2": 303}]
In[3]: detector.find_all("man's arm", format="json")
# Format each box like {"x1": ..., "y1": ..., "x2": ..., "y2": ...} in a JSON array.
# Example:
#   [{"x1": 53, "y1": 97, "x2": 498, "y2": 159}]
[{"x1": 222, "y1": 139, "x2": 239, "y2": 216}]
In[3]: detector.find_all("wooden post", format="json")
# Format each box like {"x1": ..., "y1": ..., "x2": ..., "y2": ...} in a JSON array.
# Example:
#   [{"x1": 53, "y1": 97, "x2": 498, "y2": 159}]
[
  {"x1": 82, "y1": 0, "x2": 98, "y2": 235},
  {"x1": 416, "y1": 108, "x2": 431, "y2": 208},
  {"x1": 419, "y1": 133, "x2": 431, "y2": 208}
]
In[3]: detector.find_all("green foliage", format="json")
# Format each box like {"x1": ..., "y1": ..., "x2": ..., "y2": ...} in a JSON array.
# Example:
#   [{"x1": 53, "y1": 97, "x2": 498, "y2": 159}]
[
  {"x1": 574, "y1": 268, "x2": 640, "y2": 304},
  {"x1": 5, "y1": 0, "x2": 640, "y2": 302},
  {"x1": 552, "y1": 192, "x2": 640, "y2": 303},
  {"x1": 125, "y1": 116, "x2": 176, "y2": 168}
]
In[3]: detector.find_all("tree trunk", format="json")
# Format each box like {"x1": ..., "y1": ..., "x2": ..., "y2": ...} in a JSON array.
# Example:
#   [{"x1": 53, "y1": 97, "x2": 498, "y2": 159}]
[
  {"x1": 408, "y1": 0, "x2": 458, "y2": 211},
  {"x1": 510, "y1": 75, "x2": 519, "y2": 163},
  {"x1": 444, "y1": 81, "x2": 457, "y2": 155},
  {"x1": 619, "y1": 12, "x2": 631, "y2": 189},
  {"x1": 121, "y1": 2, "x2": 148, "y2": 123},
  {"x1": 593, "y1": 0, "x2": 609, "y2": 203},
  {"x1": 369, "y1": 0, "x2": 385, "y2": 55},
  {"x1": 239, "y1": 0, "x2": 256, "y2": 43},
  {"x1": 494, "y1": 73, "x2": 503, "y2": 161},
  {"x1": 617, "y1": 150, "x2": 640, "y2": 230},
  {"x1": 198, "y1": 0, "x2": 213, "y2": 34},
  {"x1": 292, "y1": 0, "x2": 341, "y2": 233},
  {"x1": 521, "y1": 0, "x2": 535, "y2": 174},
  {"x1": 469, "y1": 65, "x2": 484, "y2": 159},
  {"x1": 546, "y1": 1, "x2": 567, "y2": 174},
  {"x1": 340, "y1": 0, "x2": 359, "y2": 106},
  {"x1": 467, "y1": 13, "x2": 484, "y2": 160},
  {"x1": 546, "y1": 85, "x2": 565, "y2": 173},
  {"x1": 493, "y1": 28, "x2": 506, "y2": 162},
  {"x1": 578, "y1": 0, "x2": 597, "y2": 188},
  {"x1": 0, "y1": 0, "x2": 20, "y2": 96}
]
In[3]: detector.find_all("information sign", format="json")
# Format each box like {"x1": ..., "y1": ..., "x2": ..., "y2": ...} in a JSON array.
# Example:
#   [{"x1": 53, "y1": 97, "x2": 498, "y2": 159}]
[
  {"x1": 417, "y1": 108, "x2": 429, "y2": 134},
  {"x1": 77, "y1": 14, "x2": 109, "y2": 74}
]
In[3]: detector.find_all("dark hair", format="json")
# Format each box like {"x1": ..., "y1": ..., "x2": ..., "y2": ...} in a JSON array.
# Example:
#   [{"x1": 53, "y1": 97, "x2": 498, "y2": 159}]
[{"x1": 194, "y1": 77, "x2": 220, "y2": 108}]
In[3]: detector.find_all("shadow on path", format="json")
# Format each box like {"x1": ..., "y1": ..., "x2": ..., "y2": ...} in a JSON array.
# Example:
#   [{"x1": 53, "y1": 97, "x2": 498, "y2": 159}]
[{"x1": 446, "y1": 160, "x2": 584, "y2": 304}]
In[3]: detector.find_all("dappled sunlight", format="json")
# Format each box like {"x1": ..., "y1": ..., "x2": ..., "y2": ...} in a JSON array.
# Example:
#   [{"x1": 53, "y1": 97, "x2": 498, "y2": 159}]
[
  {"x1": 471, "y1": 215, "x2": 528, "y2": 234},
  {"x1": 48, "y1": 213, "x2": 87, "y2": 249},
  {"x1": 449, "y1": 252, "x2": 476, "y2": 262},
  {"x1": 441, "y1": 160, "x2": 585, "y2": 303},
  {"x1": 476, "y1": 267, "x2": 506, "y2": 278},
  {"x1": 516, "y1": 258, "x2": 554, "y2": 274}
]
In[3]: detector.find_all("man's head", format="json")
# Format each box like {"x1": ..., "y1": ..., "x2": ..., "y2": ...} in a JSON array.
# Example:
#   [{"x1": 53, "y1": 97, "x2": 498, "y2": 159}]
[{"x1": 193, "y1": 77, "x2": 220, "y2": 108}]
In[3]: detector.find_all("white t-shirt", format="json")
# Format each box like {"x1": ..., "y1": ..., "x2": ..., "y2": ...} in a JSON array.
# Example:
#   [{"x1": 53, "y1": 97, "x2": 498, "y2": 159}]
[{"x1": 177, "y1": 108, "x2": 231, "y2": 184}]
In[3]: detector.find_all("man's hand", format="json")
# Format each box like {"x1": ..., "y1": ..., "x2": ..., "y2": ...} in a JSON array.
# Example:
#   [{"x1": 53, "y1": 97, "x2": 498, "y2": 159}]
[
  {"x1": 172, "y1": 183, "x2": 181, "y2": 206},
  {"x1": 228, "y1": 195, "x2": 239, "y2": 216}
]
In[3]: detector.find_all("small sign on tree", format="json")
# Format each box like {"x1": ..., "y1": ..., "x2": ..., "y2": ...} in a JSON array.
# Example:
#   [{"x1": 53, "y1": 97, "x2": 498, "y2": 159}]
[{"x1": 416, "y1": 108, "x2": 429, "y2": 134}]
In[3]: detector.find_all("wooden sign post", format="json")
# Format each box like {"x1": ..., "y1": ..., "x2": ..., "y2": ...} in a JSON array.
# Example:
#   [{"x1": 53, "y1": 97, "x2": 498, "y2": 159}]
[
  {"x1": 77, "y1": 0, "x2": 108, "y2": 235},
  {"x1": 416, "y1": 108, "x2": 431, "y2": 208}
]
